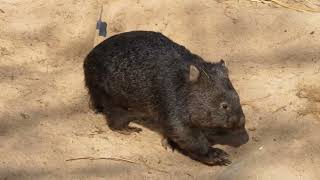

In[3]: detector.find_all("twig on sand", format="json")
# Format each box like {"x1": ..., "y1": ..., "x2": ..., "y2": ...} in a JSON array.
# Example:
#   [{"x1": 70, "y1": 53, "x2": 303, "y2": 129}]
[
  {"x1": 65, "y1": 156, "x2": 136, "y2": 164},
  {"x1": 272, "y1": 0, "x2": 320, "y2": 12},
  {"x1": 252, "y1": 0, "x2": 320, "y2": 13},
  {"x1": 65, "y1": 156, "x2": 169, "y2": 174},
  {"x1": 273, "y1": 105, "x2": 287, "y2": 113}
]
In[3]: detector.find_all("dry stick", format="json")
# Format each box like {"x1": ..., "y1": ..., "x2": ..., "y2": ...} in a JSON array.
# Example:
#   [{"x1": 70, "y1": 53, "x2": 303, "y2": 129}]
[
  {"x1": 273, "y1": 105, "x2": 287, "y2": 113},
  {"x1": 302, "y1": 0, "x2": 319, "y2": 9},
  {"x1": 65, "y1": 157, "x2": 136, "y2": 164},
  {"x1": 268, "y1": 0, "x2": 320, "y2": 13},
  {"x1": 65, "y1": 157, "x2": 169, "y2": 174}
]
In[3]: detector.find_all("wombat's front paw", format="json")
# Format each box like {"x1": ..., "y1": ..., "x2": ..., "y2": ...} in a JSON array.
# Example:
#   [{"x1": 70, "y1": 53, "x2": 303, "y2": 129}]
[{"x1": 202, "y1": 148, "x2": 230, "y2": 166}]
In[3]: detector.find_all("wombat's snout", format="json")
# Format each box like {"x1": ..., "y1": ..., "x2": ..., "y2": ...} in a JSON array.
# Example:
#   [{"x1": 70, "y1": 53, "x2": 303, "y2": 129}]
[
  {"x1": 227, "y1": 114, "x2": 245, "y2": 129},
  {"x1": 239, "y1": 115, "x2": 245, "y2": 127}
]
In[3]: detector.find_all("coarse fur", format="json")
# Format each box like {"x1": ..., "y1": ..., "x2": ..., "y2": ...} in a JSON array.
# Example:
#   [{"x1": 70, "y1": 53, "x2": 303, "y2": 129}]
[{"x1": 83, "y1": 31, "x2": 247, "y2": 166}]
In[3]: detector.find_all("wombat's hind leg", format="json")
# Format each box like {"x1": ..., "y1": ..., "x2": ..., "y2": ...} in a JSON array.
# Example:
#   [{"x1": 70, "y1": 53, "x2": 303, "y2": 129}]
[
  {"x1": 161, "y1": 137, "x2": 178, "y2": 152},
  {"x1": 87, "y1": 85, "x2": 105, "y2": 113},
  {"x1": 104, "y1": 106, "x2": 142, "y2": 135}
]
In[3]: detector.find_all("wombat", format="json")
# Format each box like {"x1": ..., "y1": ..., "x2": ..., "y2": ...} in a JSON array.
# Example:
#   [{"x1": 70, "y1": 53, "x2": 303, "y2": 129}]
[{"x1": 83, "y1": 31, "x2": 248, "y2": 166}]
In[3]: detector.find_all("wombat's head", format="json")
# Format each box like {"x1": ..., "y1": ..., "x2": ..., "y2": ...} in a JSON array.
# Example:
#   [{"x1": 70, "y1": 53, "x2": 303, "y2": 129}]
[{"x1": 188, "y1": 60, "x2": 245, "y2": 130}]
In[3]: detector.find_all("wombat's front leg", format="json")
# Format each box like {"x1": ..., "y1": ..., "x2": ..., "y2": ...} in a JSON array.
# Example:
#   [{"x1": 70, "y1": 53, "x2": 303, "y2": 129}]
[{"x1": 165, "y1": 125, "x2": 230, "y2": 166}]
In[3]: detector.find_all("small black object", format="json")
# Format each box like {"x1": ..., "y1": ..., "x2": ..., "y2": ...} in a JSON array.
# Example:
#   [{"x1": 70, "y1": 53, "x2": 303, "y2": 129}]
[{"x1": 96, "y1": 6, "x2": 107, "y2": 37}]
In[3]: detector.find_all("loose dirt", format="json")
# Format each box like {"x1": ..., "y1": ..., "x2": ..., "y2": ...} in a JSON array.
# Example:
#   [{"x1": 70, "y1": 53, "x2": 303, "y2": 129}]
[{"x1": 1, "y1": 0, "x2": 320, "y2": 179}]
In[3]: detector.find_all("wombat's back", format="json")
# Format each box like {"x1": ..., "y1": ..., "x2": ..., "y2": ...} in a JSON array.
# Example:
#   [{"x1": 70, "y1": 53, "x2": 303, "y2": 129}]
[
  {"x1": 83, "y1": 31, "x2": 196, "y2": 110},
  {"x1": 85, "y1": 31, "x2": 193, "y2": 66}
]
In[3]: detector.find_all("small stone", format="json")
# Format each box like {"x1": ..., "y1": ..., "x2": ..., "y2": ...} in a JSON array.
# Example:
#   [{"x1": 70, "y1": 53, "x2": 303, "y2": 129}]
[
  {"x1": 252, "y1": 136, "x2": 259, "y2": 142},
  {"x1": 310, "y1": 31, "x2": 315, "y2": 35},
  {"x1": 20, "y1": 113, "x2": 30, "y2": 119},
  {"x1": 259, "y1": 146, "x2": 263, "y2": 150},
  {"x1": 248, "y1": 127, "x2": 256, "y2": 131}
]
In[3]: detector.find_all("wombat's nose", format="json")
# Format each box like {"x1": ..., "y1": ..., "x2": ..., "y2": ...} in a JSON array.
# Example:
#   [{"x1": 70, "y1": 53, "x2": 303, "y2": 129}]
[
  {"x1": 239, "y1": 116, "x2": 245, "y2": 126},
  {"x1": 229, "y1": 115, "x2": 245, "y2": 129}
]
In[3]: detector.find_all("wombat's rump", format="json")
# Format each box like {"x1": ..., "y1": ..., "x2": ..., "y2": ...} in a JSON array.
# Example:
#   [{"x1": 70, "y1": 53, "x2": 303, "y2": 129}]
[{"x1": 84, "y1": 31, "x2": 248, "y2": 165}]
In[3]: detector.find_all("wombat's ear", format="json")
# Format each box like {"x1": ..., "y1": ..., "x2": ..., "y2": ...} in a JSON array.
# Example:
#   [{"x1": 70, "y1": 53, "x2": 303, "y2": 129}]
[
  {"x1": 189, "y1": 65, "x2": 200, "y2": 82},
  {"x1": 220, "y1": 59, "x2": 226, "y2": 67}
]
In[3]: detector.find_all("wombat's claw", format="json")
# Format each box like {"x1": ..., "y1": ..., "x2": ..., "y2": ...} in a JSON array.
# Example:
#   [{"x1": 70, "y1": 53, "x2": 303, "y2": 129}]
[
  {"x1": 206, "y1": 148, "x2": 231, "y2": 166},
  {"x1": 161, "y1": 138, "x2": 175, "y2": 152},
  {"x1": 116, "y1": 127, "x2": 142, "y2": 135},
  {"x1": 212, "y1": 148, "x2": 229, "y2": 157}
]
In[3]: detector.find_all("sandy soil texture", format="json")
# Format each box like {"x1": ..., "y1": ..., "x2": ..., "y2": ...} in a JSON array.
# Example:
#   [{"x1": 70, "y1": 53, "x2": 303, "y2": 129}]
[{"x1": 1, "y1": 0, "x2": 320, "y2": 179}]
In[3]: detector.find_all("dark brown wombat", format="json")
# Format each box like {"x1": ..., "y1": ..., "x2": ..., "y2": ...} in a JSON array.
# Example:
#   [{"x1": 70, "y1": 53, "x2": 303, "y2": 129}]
[{"x1": 83, "y1": 31, "x2": 248, "y2": 166}]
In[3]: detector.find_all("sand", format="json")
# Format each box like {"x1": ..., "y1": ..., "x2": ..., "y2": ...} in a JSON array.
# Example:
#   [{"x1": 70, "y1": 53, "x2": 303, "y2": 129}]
[{"x1": 0, "y1": 0, "x2": 320, "y2": 179}]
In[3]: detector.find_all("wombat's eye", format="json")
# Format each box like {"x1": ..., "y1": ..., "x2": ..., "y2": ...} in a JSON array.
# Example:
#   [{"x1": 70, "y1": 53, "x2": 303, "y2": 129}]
[{"x1": 220, "y1": 102, "x2": 229, "y2": 110}]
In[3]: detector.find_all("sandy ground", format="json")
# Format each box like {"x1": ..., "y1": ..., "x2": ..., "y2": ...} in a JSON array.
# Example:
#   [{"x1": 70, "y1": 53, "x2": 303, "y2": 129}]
[{"x1": 1, "y1": 0, "x2": 320, "y2": 179}]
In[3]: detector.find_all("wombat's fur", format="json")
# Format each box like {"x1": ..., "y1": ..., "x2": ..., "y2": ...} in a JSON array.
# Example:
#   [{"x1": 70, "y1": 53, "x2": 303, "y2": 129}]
[
  {"x1": 204, "y1": 127, "x2": 249, "y2": 148},
  {"x1": 83, "y1": 31, "x2": 247, "y2": 166}
]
